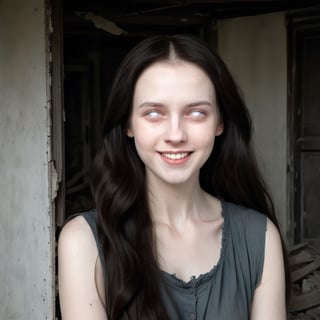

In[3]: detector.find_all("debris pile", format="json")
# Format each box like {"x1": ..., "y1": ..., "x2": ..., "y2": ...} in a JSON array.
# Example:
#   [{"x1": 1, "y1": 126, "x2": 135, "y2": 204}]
[{"x1": 288, "y1": 243, "x2": 320, "y2": 320}]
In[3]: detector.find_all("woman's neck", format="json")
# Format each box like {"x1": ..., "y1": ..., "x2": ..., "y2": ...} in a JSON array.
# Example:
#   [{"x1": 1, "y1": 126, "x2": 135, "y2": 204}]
[{"x1": 147, "y1": 176, "x2": 219, "y2": 231}]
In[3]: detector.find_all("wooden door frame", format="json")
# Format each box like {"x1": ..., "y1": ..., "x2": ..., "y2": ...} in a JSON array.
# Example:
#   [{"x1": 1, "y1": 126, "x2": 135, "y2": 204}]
[
  {"x1": 51, "y1": 0, "x2": 65, "y2": 227},
  {"x1": 287, "y1": 8, "x2": 320, "y2": 244}
]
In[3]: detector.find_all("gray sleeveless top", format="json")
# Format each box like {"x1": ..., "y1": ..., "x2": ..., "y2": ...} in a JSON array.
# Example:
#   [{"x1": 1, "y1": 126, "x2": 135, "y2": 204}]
[{"x1": 80, "y1": 201, "x2": 266, "y2": 320}]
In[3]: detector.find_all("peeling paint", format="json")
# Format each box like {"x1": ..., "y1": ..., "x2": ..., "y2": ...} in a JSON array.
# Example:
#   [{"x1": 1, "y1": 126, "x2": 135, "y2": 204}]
[
  {"x1": 49, "y1": 161, "x2": 60, "y2": 202},
  {"x1": 75, "y1": 11, "x2": 127, "y2": 35}
]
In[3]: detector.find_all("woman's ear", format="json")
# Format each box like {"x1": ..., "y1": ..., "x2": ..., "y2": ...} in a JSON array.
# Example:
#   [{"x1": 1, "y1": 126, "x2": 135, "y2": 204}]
[
  {"x1": 215, "y1": 122, "x2": 224, "y2": 136},
  {"x1": 127, "y1": 127, "x2": 134, "y2": 138}
]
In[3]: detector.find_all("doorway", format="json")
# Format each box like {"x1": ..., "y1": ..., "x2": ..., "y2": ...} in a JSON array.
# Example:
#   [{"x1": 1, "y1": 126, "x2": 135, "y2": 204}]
[
  {"x1": 62, "y1": 7, "x2": 211, "y2": 220},
  {"x1": 289, "y1": 14, "x2": 320, "y2": 248},
  {"x1": 55, "y1": 4, "x2": 213, "y2": 319}
]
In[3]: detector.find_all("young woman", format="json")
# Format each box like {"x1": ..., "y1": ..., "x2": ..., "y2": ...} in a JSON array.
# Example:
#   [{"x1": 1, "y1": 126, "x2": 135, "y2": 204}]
[{"x1": 58, "y1": 34, "x2": 288, "y2": 320}]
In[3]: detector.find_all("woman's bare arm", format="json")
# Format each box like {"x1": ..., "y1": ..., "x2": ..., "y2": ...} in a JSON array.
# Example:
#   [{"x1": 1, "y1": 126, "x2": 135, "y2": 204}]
[
  {"x1": 58, "y1": 216, "x2": 107, "y2": 320},
  {"x1": 251, "y1": 218, "x2": 286, "y2": 320}
]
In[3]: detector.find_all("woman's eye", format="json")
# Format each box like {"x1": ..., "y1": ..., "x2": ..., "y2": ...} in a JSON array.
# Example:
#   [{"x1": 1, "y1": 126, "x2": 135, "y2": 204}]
[
  {"x1": 188, "y1": 110, "x2": 206, "y2": 118},
  {"x1": 145, "y1": 110, "x2": 161, "y2": 118}
]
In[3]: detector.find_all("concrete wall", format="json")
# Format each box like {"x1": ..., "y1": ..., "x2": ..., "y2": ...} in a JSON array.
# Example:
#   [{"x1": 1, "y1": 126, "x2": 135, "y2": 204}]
[
  {"x1": 217, "y1": 13, "x2": 288, "y2": 236},
  {"x1": 0, "y1": 0, "x2": 54, "y2": 319}
]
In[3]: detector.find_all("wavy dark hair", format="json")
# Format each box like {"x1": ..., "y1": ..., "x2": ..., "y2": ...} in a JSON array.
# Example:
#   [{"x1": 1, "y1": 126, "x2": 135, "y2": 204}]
[{"x1": 91, "y1": 34, "x2": 290, "y2": 319}]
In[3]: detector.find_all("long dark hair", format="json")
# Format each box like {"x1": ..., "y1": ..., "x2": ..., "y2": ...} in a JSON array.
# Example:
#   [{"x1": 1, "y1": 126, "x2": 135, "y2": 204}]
[{"x1": 91, "y1": 34, "x2": 289, "y2": 319}]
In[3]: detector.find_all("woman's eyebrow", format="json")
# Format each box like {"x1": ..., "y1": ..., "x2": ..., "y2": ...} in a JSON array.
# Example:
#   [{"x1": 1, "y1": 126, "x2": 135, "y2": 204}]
[
  {"x1": 137, "y1": 100, "x2": 213, "y2": 109},
  {"x1": 187, "y1": 101, "x2": 212, "y2": 107},
  {"x1": 137, "y1": 102, "x2": 164, "y2": 109}
]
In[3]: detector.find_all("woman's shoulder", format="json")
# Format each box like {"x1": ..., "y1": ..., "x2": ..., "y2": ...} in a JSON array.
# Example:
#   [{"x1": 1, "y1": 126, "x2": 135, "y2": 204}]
[
  {"x1": 58, "y1": 213, "x2": 107, "y2": 319},
  {"x1": 222, "y1": 200, "x2": 268, "y2": 262},
  {"x1": 223, "y1": 202, "x2": 281, "y2": 248},
  {"x1": 58, "y1": 211, "x2": 98, "y2": 257},
  {"x1": 222, "y1": 201, "x2": 267, "y2": 232},
  {"x1": 221, "y1": 201, "x2": 269, "y2": 290}
]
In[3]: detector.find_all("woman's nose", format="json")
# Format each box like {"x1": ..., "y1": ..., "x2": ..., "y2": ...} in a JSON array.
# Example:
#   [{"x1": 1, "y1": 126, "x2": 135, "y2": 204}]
[{"x1": 164, "y1": 116, "x2": 187, "y2": 143}]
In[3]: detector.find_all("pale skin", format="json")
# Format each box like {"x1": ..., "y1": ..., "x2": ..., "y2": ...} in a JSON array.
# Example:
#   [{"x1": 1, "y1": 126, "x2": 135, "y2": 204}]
[{"x1": 58, "y1": 60, "x2": 286, "y2": 319}]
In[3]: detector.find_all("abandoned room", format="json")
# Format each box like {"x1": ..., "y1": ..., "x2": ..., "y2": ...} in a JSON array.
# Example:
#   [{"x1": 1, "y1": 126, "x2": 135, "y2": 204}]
[{"x1": 0, "y1": 0, "x2": 320, "y2": 319}]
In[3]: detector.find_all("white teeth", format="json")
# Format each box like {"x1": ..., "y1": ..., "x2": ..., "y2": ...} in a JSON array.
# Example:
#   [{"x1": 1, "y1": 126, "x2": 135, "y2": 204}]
[{"x1": 162, "y1": 153, "x2": 189, "y2": 160}]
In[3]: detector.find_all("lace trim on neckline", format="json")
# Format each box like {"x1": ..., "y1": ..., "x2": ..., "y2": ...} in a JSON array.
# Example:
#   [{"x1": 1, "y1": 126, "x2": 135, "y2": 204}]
[{"x1": 161, "y1": 200, "x2": 229, "y2": 288}]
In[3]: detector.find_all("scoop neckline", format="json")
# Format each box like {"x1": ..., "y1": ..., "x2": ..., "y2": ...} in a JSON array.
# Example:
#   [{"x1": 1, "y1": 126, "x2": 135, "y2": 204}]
[{"x1": 161, "y1": 199, "x2": 229, "y2": 288}]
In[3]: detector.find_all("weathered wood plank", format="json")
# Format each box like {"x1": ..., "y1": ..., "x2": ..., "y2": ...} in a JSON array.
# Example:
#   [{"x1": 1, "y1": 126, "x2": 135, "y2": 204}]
[
  {"x1": 291, "y1": 258, "x2": 320, "y2": 282},
  {"x1": 306, "y1": 305, "x2": 320, "y2": 319},
  {"x1": 288, "y1": 312, "x2": 315, "y2": 320},
  {"x1": 290, "y1": 250, "x2": 315, "y2": 267},
  {"x1": 289, "y1": 290, "x2": 320, "y2": 312},
  {"x1": 289, "y1": 242, "x2": 309, "y2": 254}
]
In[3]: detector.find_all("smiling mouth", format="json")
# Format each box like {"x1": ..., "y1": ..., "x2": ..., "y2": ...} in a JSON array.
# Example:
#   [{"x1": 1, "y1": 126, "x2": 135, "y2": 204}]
[{"x1": 160, "y1": 152, "x2": 190, "y2": 160}]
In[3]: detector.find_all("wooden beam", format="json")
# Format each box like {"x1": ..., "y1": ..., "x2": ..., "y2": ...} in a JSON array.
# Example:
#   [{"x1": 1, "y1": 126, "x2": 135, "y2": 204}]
[
  {"x1": 290, "y1": 242, "x2": 309, "y2": 254},
  {"x1": 291, "y1": 258, "x2": 320, "y2": 282},
  {"x1": 290, "y1": 250, "x2": 315, "y2": 267},
  {"x1": 129, "y1": 0, "x2": 285, "y2": 3},
  {"x1": 289, "y1": 289, "x2": 320, "y2": 312},
  {"x1": 111, "y1": 13, "x2": 212, "y2": 26}
]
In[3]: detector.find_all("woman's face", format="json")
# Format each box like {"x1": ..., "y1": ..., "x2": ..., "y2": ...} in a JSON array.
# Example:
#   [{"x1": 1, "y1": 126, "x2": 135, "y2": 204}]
[{"x1": 128, "y1": 60, "x2": 223, "y2": 187}]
